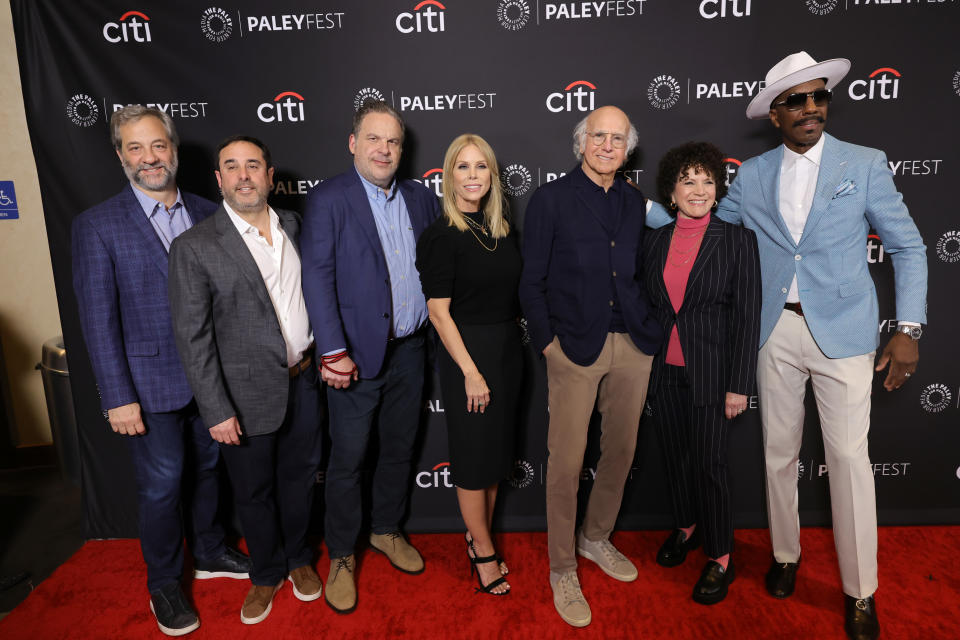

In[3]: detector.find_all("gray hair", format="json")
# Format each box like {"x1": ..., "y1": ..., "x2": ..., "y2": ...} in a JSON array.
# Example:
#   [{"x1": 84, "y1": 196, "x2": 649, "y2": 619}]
[
  {"x1": 572, "y1": 113, "x2": 639, "y2": 161},
  {"x1": 110, "y1": 105, "x2": 179, "y2": 150}
]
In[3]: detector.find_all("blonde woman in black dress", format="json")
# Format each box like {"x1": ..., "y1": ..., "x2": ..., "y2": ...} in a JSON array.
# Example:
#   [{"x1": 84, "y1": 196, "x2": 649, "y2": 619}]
[{"x1": 416, "y1": 134, "x2": 522, "y2": 596}]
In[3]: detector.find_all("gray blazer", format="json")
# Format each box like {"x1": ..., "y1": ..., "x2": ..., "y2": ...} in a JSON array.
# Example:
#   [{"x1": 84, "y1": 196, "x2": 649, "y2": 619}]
[{"x1": 169, "y1": 205, "x2": 303, "y2": 437}]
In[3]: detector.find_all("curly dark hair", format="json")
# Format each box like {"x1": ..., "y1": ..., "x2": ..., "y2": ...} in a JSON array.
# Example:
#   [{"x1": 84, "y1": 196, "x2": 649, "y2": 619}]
[{"x1": 655, "y1": 141, "x2": 728, "y2": 216}]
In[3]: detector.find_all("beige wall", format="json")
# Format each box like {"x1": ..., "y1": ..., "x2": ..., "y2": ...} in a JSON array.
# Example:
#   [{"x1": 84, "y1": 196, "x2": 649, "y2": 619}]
[{"x1": 0, "y1": 2, "x2": 61, "y2": 445}]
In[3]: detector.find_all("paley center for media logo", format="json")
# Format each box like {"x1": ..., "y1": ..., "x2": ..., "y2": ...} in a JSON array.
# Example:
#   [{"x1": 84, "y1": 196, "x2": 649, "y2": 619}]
[
  {"x1": 354, "y1": 87, "x2": 385, "y2": 111},
  {"x1": 103, "y1": 10, "x2": 152, "y2": 43},
  {"x1": 200, "y1": 7, "x2": 233, "y2": 42},
  {"x1": 543, "y1": 0, "x2": 646, "y2": 20},
  {"x1": 497, "y1": 0, "x2": 531, "y2": 30},
  {"x1": 546, "y1": 80, "x2": 596, "y2": 113},
  {"x1": 805, "y1": 0, "x2": 838, "y2": 15},
  {"x1": 508, "y1": 460, "x2": 536, "y2": 488},
  {"x1": 953, "y1": 71, "x2": 960, "y2": 97},
  {"x1": 936, "y1": 230, "x2": 960, "y2": 264},
  {"x1": 398, "y1": 92, "x2": 496, "y2": 112},
  {"x1": 66, "y1": 94, "x2": 99, "y2": 127},
  {"x1": 396, "y1": 0, "x2": 446, "y2": 34},
  {"x1": 257, "y1": 91, "x2": 306, "y2": 123},
  {"x1": 920, "y1": 383, "x2": 954, "y2": 413},
  {"x1": 502, "y1": 164, "x2": 533, "y2": 197},
  {"x1": 647, "y1": 75, "x2": 681, "y2": 110},
  {"x1": 848, "y1": 67, "x2": 902, "y2": 101}
]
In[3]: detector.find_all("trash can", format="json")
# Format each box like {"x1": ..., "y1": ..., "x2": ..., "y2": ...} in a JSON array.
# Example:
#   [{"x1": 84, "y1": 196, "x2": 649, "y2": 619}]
[{"x1": 38, "y1": 337, "x2": 81, "y2": 486}]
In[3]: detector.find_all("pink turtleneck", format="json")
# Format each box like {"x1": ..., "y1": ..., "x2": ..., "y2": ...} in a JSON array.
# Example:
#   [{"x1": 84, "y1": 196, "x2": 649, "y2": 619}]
[{"x1": 663, "y1": 213, "x2": 710, "y2": 366}]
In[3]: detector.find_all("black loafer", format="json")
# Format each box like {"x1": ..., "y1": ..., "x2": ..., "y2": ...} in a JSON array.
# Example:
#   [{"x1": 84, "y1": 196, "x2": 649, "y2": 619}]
[
  {"x1": 765, "y1": 555, "x2": 800, "y2": 599},
  {"x1": 692, "y1": 561, "x2": 734, "y2": 605},
  {"x1": 194, "y1": 546, "x2": 252, "y2": 579},
  {"x1": 844, "y1": 594, "x2": 880, "y2": 640},
  {"x1": 149, "y1": 582, "x2": 200, "y2": 636},
  {"x1": 656, "y1": 528, "x2": 702, "y2": 567}
]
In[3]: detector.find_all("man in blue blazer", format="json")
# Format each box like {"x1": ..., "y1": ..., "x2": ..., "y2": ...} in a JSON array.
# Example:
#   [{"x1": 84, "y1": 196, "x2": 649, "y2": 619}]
[
  {"x1": 72, "y1": 107, "x2": 249, "y2": 636},
  {"x1": 301, "y1": 100, "x2": 441, "y2": 614},
  {"x1": 520, "y1": 106, "x2": 662, "y2": 628},
  {"x1": 649, "y1": 52, "x2": 927, "y2": 640}
]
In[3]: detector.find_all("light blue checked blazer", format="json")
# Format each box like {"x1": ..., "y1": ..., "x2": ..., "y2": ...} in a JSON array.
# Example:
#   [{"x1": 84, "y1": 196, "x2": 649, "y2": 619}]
[{"x1": 649, "y1": 133, "x2": 927, "y2": 358}]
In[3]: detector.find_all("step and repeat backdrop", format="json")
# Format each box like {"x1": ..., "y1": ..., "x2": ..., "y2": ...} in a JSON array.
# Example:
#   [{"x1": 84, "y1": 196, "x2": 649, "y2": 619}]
[{"x1": 11, "y1": 0, "x2": 960, "y2": 539}]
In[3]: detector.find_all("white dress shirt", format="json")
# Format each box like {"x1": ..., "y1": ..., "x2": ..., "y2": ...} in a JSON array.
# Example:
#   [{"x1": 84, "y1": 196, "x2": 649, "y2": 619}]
[
  {"x1": 778, "y1": 135, "x2": 825, "y2": 303},
  {"x1": 224, "y1": 203, "x2": 313, "y2": 366}
]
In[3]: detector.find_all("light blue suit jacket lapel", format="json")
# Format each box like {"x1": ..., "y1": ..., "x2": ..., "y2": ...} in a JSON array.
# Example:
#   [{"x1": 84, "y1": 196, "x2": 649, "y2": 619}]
[
  {"x1": 798, "y1": 133, "x2": 848, "y2": 247},
  {"x1": 756, "y1": 146, "x2": 796, "y2": 249}
]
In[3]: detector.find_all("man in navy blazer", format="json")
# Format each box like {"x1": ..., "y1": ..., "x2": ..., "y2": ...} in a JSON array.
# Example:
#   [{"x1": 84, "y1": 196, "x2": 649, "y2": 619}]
[
  {"x1": 72, "y1": 107, "x2": 249, "y2": 637},
  {"x1": 301, "y1": 100, "x2": 440, "y2": 613},
  {"x1": 519, "y1": 106, "x2": 661, "y2": 628},
  {"x1": 649, "y1": 53, "x2": 927, "y2": 640}
]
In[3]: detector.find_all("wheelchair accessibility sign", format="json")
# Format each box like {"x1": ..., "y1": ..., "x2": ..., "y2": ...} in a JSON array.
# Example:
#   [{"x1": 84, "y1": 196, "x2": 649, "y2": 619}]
[{"x1": 0, "y1": 181, "x2": 18, "y2": 219}]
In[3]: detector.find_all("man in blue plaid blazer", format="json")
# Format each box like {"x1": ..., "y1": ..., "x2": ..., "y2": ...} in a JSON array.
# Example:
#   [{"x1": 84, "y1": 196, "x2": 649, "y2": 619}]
[{"x1": 72, "y1": 106, "x2": 250, "y2": 637}]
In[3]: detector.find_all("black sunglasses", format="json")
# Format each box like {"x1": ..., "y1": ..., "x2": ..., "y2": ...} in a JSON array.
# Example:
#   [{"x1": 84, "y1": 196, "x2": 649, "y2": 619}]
[{"x1": 772, "y1": 89, "x2": 832, "y2": 111}]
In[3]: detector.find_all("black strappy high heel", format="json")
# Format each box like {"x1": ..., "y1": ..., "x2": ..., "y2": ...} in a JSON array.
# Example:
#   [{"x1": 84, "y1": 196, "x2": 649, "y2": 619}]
[{"x1": 466, "y1": 536, "x2": 510, "y2": 596}]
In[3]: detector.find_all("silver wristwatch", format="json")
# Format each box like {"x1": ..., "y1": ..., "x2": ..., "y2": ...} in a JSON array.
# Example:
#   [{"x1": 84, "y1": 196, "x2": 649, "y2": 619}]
[{"x1": 897, "y1": 325, "x2": 922, "y2": 340}]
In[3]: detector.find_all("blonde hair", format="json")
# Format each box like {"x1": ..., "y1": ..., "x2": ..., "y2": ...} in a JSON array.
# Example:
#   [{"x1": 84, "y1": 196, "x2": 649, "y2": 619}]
[{"x1": 440, "y1": 134, "x2": 509, "y2": 239}]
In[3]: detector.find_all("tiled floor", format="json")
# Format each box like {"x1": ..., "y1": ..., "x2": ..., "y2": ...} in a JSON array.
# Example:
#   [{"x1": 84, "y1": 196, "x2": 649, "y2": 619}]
[{"x1": 0, "y1": 465, "x2": 83, "y2": 618}]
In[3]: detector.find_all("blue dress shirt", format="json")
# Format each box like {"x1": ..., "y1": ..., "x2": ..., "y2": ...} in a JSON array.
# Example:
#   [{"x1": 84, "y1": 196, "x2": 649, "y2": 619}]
[{"x1": 132, "y1": 186, "x2": 193, "y2": 251}]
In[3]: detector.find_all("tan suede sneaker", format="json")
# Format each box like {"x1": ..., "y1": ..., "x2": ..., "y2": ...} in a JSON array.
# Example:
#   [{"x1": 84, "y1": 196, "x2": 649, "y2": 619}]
[
  {"x1": 369, "y1": 532, "x2": 424, "y2": 574},
  {"x1": 288, "y1": 565, "x2": 323, "y2": 602},
  {"x1": 240, "y1": 582, "x2": 282, "y2": 625},
  {"x1": 550, "y1": 571, "x2": 592, "y2": 628},
  {"x1": 325, "y1": 555, "x2": 357, "y2": 614}
]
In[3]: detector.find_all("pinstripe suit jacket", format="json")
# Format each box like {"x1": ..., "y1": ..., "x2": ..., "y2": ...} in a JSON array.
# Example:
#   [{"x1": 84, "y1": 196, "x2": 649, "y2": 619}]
[
  {"x1": 71, "y1": 184, "x2": 217, "y2": 413},
  {"x1": 649, "y1": 134, "x2": 928, "y2": 358},
  {"x1": 643, "y1": 217, "x2": 762, "y2": 406},
  {"x1": 168, "y1": 206, "x2": 302, "y2": 436}
]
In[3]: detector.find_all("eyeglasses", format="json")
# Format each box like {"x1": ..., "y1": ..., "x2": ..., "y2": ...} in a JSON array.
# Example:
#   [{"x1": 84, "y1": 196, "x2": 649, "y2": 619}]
[
  {"x1": 586, "y1": 131, "x2": 627, "y2": 149},
  {"x1": 772, "y1": 89, "x2": 832, "y2": 111}
]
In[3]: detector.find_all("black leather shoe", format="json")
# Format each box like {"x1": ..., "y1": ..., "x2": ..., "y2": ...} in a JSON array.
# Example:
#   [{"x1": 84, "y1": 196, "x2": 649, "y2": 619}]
[
  {"x1": 194, "y1": 547, "x2": 251, "y2": 579},
  {"x1": 844, "y1": 595, "x2": 880, "y2": 640},
  {"x1": 692, "y1": 561, "x2": 735, "y2": 605},
  {"x1": 765, "y1": 555, "x2": 800, "y2": 598},
  {"x1": 149, "y1": 582, "x2": 200, "y2": 636},
  {"x1": 656, "y1": 528, "x2": 702, "y2": 567}
]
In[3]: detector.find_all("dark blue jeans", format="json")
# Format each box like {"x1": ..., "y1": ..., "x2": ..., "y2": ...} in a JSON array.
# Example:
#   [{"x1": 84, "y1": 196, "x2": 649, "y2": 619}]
[
  {"x1": 218, "y1": 366, "x2": 325, "y2": 585},
  {"x1": 127, "y1": 400, "x2": 224, "y2": 592},
  {"x1": 324, "y1": 334, "x2": 425, "y2": 558}
]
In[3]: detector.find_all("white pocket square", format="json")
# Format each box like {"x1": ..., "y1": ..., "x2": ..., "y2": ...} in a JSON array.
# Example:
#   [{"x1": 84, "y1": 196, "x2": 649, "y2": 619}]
[{"x1": 833, "y1": 180, "x2": 858, "y2": 199}]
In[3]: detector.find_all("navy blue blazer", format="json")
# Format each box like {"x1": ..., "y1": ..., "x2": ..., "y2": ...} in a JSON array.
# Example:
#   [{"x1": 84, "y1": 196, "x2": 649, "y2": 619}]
[
  {"x1": 519, "y1": 167, "x2": 662, "y2": 366},
  {"x1": 72, "y1": 184, "x2": 217, "y2": 413},
  {"x1": 300, "y1": 169, "x2": 441, "y2": 378}
]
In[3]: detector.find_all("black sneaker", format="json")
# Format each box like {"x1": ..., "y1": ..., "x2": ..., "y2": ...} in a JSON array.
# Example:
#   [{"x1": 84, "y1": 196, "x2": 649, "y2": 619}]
[
  {"x1": 149, "y1": 582, "x2": 200, "y2": 636},
  {"x1": 194, "y1": 547, "x2": 251, "y2": 579}
]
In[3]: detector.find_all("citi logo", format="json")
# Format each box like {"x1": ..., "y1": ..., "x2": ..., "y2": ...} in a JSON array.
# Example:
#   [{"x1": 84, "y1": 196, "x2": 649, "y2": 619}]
[
  {"x1": 723, "y1": 157, "x2": 741, "y2": 187},
  {"x1": 415, "y1": 168, "x2": 443, "y2": 197},
  {"x1": 103, "y1": 11, "x2": 152, "y2": 43},
  {"x1": 849, "y1": 68, "x2": 901, "y2": 101},
  {"x1": 416, "y1": 462, "x2": 454, "y2": 488},
  {"x1": 257, "y1": 91, "x2": 305, "y2": 123},
  {"x1": 396, "y1": 0, "x2": 446, "y2": 34},
  {"x1": 699, "y1": 0, "x2": 751, "y2": 19},
  {"x1": 546, "y1": 80, "x2": 596, "y2": 113},
  {"x1": 867, "y1": 234, "x2": 886, "y2": 263}
]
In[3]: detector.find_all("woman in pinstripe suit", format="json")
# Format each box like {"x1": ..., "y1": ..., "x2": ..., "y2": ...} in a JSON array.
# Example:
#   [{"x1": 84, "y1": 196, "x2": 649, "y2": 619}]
[{"x1": 642, "y1": 142, "x2": 761, "y2": 605}]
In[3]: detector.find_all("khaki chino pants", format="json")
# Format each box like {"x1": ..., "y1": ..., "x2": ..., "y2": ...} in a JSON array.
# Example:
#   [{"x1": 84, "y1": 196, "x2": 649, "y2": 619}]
[
  {"x1": 544, "y1": 332, "x2": 653, "y2": 574},
  {"x1": 758, "y1": 308, "x2": 878, "y2": 599}
]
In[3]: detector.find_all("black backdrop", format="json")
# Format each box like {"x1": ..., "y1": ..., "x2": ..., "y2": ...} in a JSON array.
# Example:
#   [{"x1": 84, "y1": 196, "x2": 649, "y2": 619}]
[{"x1": 11, "y1": 0, "x2": 960, "y2": 539}]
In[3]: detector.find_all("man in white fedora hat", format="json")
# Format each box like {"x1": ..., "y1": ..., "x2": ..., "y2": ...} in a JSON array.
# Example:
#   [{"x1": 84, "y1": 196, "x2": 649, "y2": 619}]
[{"x1": 649, "y1": 51, "x2": 927, "y2": 639}]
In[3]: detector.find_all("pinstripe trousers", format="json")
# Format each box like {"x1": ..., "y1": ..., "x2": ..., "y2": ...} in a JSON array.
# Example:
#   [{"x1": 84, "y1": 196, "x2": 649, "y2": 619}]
[{"x1": 654, "y1": 364, "x2": 732, "y2": 558}]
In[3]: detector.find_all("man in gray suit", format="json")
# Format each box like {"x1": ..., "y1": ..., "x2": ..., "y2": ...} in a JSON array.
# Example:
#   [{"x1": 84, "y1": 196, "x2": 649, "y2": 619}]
[{"x1": 169, "y1": 136, "x2": 324, "y2": 625}]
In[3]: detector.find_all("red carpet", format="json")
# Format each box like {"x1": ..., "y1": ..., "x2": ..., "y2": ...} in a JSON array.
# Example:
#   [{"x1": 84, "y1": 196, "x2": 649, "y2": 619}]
[{"x1": 2, "y1": 527, "x2": 958, "y2": 639}]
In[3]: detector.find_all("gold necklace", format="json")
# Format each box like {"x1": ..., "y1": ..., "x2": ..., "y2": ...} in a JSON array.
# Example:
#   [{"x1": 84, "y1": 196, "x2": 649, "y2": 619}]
[{"x1": 463, "y1": 212, "x2": 497, "y2": 252}]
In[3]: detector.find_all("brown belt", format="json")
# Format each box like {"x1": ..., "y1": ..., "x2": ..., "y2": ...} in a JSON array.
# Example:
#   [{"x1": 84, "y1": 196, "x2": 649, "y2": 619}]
[
  {"x1": 289, "y1": 353, "x2": 313, "y2": 378},
  {"x1": 784, "y1": 302, "x2": 803, "y2": 317}
]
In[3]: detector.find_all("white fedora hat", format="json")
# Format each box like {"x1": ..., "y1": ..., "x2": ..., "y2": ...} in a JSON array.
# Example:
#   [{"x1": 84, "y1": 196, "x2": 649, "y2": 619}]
[{"x1": 745, "y1": 51, "x2": 851, "y2": 120}]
